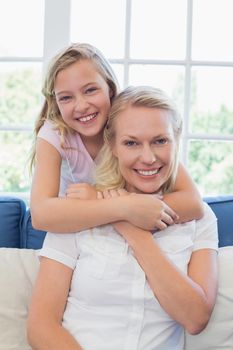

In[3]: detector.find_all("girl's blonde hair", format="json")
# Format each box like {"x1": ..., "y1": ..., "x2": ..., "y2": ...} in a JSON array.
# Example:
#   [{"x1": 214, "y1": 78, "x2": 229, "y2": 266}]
[
  {"x1": 95, "y1": 86, "x2": 182, "y2": 194},
  {"x1": 29, "y1": 43, "x2": 119, "y2": 171}
]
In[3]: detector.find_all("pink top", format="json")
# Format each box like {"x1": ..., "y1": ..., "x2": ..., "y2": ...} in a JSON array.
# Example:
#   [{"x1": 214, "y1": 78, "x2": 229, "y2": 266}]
[{"x1": 38, "y1": 120, "x2": 95, "y2": 196}]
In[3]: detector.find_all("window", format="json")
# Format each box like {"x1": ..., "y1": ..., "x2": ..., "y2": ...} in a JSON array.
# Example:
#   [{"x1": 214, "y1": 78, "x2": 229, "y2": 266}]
[
  {"x1": 0, "y1": 0, "x2": 44, "y2": 199},
  {"x1": 1, "y1": 0, "x2": 232, "y2": 197}
]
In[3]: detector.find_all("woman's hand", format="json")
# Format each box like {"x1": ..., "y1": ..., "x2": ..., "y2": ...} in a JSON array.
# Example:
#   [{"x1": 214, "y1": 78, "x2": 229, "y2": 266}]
[
  {"x1": 65, "y1": 183, "x2": 98, "y2": 200},
  {"x1": 113, "y1": 220, "x2": 150, "y2": 242}
]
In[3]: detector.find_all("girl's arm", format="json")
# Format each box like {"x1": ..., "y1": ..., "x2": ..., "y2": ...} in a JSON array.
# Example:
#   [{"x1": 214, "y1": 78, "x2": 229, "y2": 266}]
[
  {"x1": 65, "y1": 162, "x2": 204, "y2": 230},
  {"x1": 27, "y1": 257, "x2": 83, "y2": 350},
  {"x1": 113, "y1": 222, "x2": 218, "y2": 334},
  {"x1": 30, "y1": 139, "x2": 177, "y2": 232},
  {"x1": 163, "y1": 163, "x2": 204, "y2": 223}
]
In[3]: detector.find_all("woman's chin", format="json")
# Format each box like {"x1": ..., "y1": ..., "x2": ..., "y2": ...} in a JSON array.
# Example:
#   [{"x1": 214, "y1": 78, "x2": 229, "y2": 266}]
[{"x1": 126, "y1": 183, "x2": 161, "y2": 194}]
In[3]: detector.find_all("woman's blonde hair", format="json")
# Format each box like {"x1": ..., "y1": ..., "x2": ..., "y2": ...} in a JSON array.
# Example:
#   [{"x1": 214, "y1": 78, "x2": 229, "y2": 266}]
[
  {"x1": 95, "y1": 86, "x2": 182, "y2": 194},
  {"x1": 29, "y1": 43, "x2": 119, "y2": 171}
]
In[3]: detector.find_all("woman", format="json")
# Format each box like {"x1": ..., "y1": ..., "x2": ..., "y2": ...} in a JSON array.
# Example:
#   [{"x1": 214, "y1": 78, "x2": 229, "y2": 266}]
[{"x1": 28, "y1": 86, "x2": 218, "y2": 350}]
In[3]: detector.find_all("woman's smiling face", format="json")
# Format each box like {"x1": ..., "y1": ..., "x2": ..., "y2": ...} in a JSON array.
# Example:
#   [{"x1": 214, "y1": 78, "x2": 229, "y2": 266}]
[{"x1": 112, "y1": 105, "x2": 176, "y2": 194}]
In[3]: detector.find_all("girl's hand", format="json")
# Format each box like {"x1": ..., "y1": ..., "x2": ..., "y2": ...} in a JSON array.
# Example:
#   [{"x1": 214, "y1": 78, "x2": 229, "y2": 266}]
[
  {"x1": 65, "y1": 183, "x2": 97, "y2": 200},
  {"x1": 101, "y1": 188, "x2": 129, "y2": 199},
  {"x1": 125, "y1": 193, "x2": 179, "y2": 230},
  {"x1": 101, "y1": 189, "x2": 178, "y2": 231}
]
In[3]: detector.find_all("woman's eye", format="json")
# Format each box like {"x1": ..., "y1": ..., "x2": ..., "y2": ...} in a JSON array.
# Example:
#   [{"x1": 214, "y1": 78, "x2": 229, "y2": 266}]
[
  {"x1": 124, "y1": 140, "x2": 137, "y2": 147},
  {"x1": 155, "y1": 138, "x2": 168, "y2": 145},
  {"x1": 154, "y1": 138, "x2": 168, "y2": 146}
]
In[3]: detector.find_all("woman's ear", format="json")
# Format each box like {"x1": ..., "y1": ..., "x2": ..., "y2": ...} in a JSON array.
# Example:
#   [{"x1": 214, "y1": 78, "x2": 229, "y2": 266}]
[
  {"x1": 109, "y1": 88, "x2": 114, "y2": 98},
  {"x1": 111, "y1": 147, "x2": 117, "y2": 158},
  {"x1": 109, "y1": 141, "x2": 118, "y2": 158}
]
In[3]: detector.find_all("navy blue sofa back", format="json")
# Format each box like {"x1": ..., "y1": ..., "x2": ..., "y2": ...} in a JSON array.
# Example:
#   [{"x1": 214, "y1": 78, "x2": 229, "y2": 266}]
[
  {"x1": 0, "y1": 195, "x2": 233, "y2": 249},
  {"x1": 204, "y1": 196, "x2": 233, "y2": 247},
  {"x1": 0, "y1": 197, "x2": 46, "y2": 249}
]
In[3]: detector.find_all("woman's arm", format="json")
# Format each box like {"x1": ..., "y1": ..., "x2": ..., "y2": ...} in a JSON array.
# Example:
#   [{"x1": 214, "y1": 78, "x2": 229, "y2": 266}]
[
  {"x1": 114, "y1": 222, "x2": 218, "y2": 334},
  {"x1": 30, "y1": 139, "x2": 177, "y2": 232},
  {"x1": 163, "y1": 163, "x2": 204, "y2": 222},
  {"x1": 27, "y1": 257, "x2": 83, "y2": 350}
]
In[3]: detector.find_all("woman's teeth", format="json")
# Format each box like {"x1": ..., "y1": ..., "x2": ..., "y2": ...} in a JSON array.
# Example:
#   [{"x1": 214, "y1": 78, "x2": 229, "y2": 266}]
[{"x1": 137, "y1": 169, "x2": 159, "y2": 176}]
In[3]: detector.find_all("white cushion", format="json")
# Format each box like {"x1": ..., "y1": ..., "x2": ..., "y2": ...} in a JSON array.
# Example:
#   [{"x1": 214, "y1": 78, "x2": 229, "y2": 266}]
[
  {"x1": 0, "y1": 248, "x2": 39, "y2": 350},
  {"x1": 185, "y1": 246, "x2": 233, "y2": 350}
]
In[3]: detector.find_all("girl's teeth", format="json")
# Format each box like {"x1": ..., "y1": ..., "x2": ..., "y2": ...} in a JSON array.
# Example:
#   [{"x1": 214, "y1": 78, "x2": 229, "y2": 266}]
[
  {"x1": 79, "y1": 113, "x2": 96, "y2": 122},
  {"x1": 137, "y1": 169, "x2": 159, "y2": 176}
]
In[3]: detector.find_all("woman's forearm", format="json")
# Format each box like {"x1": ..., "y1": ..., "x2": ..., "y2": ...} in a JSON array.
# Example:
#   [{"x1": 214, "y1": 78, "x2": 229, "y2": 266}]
[
  {"x1": 119, "y1": 226, "x2": 215, "y2": 334},
  {"x1": 28, "y1": 322, "x2": 83, "y2": 350}
]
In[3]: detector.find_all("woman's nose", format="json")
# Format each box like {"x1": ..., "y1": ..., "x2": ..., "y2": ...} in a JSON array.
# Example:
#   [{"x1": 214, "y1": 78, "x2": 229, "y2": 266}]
[{"x1": 141, "y1": 145, "x2": 156, "y2": 164}]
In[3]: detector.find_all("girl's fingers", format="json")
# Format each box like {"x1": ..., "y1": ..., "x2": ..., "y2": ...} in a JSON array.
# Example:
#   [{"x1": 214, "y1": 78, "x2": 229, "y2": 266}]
[
  {"x1": 162, "y1": 202, "x2": 179, "y2": 221},
  {"x1": 161, "y1": 212, "x2": 174, "y2": 226},
  {"x1": 109, "y1": 189, "x2": 120, "y2": 198},
  {"x1": 103, "y1": 190, "x2": 111, "y2": 199},
  {"x1": 155, "y1": 221, "x2": 168, "y2": 230},
  {"x1": 166, "y1": 208, "x2": 179, "y2": 221},
  {"x1": 97, "y1": 191, "x2": 104, "y2": 199},
  {"x1": 102, "y1": 189, "x2": 120, "y2": 198},
  {"x1": 100, "y1": 188, "x2": 130, "y2": 199},
  {"x1": 117, "y1": 188, "x2": 129, "y2": 196}
]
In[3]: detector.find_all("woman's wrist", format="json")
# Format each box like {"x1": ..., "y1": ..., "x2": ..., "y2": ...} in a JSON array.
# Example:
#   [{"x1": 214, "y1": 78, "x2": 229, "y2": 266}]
[{"x1": 126, "y1": 227, "x2": 152, "y2": 251}]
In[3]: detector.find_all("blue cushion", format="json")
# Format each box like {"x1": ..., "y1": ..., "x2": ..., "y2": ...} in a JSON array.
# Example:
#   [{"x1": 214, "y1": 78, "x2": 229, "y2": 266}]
[
  {"x1": 0, "y1": 195, "x2": 232, "y2": 249},
  {"x1": 204, "y1": 196, "x2": 233, "y2": 247},
  {"x1": 21, "y1": 210, "x2": 46, "y2": 249},
  {"x1": 0, "y1": 197, "x2": 26, "y2": 248}
]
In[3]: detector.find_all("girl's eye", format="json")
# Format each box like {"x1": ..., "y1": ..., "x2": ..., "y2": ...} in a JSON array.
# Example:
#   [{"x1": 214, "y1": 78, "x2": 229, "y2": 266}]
[{"x1": 58, "y1": 95, "x2": 72, "y2": 102}]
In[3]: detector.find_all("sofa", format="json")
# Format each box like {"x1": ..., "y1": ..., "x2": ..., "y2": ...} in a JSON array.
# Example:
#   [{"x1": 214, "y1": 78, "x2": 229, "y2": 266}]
[{"x1": 0, "y1": 195, "x2": 233, "y2": 350}]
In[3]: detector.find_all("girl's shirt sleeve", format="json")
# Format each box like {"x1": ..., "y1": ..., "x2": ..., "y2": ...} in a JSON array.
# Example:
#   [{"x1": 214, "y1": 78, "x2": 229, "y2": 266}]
[{"x1": 37, "y1": 120, "x2": 66, "y2": 158}]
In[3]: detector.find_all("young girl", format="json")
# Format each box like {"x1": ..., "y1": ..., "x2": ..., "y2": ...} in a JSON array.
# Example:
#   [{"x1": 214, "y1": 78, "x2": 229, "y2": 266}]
[
  {"x1": 28, "y1": 86, "x2": 218, "y2": 350},
  {"x1": 30, "y1": 42, "x2": 203, "y2": 234}
]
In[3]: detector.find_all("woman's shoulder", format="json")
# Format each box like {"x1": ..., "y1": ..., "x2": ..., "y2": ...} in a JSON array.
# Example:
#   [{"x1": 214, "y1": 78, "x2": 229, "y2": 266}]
[{"x1": 197, "y1": 202, "x2": 217, "y2": 225}]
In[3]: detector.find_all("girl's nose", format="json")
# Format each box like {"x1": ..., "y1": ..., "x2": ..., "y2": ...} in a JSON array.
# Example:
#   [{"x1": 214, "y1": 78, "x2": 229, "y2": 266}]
[{"x1": 74, "y1": 95, "x2": 89, "y2": 113}]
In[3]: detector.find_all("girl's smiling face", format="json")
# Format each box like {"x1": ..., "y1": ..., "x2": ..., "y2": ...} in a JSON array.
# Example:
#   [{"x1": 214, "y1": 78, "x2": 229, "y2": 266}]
[
  {"x1": 54, "y1": 59, "x2": 112, "y2": 144},
  {"x1": 112, "y1": 105, "x2": 176, "y2": 194}
]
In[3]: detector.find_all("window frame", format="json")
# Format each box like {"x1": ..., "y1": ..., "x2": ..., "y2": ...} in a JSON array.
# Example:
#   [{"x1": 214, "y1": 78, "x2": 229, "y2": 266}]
[{"x1": 0, "y1": 0, "x2": 233, "y2": 198}]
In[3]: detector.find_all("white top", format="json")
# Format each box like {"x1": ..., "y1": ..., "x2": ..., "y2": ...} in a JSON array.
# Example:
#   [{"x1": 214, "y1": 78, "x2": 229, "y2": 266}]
[
  {"x1": 39, "y1": 203, "x2": 218, "y2": 350},
  {"x1": 38, "y1": 120, "x2": 95, "y2": 196}
]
